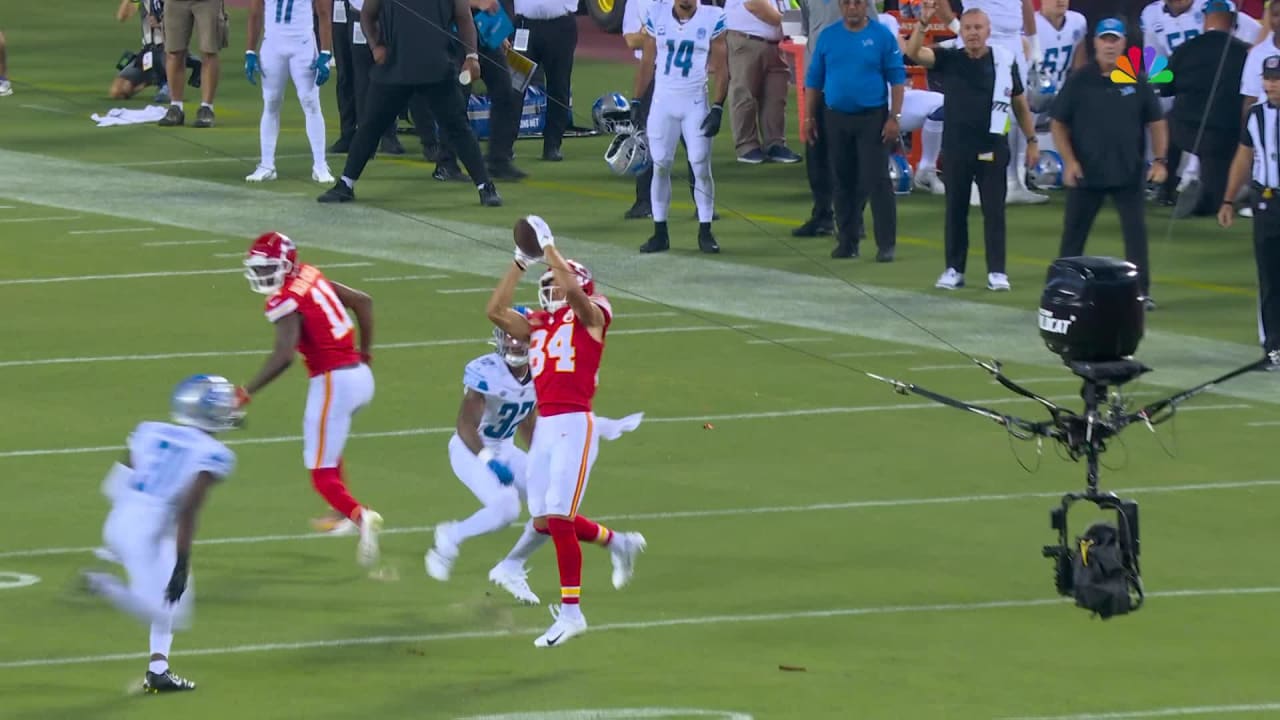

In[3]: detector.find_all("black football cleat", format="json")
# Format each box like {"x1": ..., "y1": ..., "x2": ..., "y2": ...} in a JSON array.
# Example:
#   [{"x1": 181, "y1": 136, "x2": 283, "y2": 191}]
[
  {"x1": 697, "y1": 231, "x2": 720, "y2": 254},
  {"x1": 144, "y1": 669, "x2": 196, "y2": 694},
  {"x1": 639, "y1": 234, "x2": 670, "y2": 253}
]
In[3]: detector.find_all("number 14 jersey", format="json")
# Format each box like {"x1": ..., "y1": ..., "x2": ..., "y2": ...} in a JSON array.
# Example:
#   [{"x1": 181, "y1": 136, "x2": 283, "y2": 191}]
[
  {"x1": 263, "y1": 263, "x2": 362, "y2": 377},
  {"x1": 527, "y1": 296, "x2": 613, "y2": 417},
  {"x1": 644, "y1": 1, "x2": 727, "y2": 98}
]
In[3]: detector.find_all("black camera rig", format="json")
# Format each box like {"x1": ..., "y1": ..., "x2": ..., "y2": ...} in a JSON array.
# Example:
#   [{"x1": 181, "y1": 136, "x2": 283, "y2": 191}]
[{"x1": 866, "y1": 257, "x2": 1274, "y2": 618}]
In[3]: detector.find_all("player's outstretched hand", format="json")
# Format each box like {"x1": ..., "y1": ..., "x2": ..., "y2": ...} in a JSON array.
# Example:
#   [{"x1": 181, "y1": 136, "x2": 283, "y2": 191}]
[
  {"x1": 525, "y1": 215, "x2": 555, "y2": 250},
  {"x1": 514, "y1": 247, "x2": 539, "y2": 271},
  {"x1": 701, "y1": 104, "x2": 723, "y2": 137}
]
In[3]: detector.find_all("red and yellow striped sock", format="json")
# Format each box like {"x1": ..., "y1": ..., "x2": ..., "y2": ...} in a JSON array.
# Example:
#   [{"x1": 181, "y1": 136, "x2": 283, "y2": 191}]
[
  {"x1": 547, "y1": 517, "x2": 583, "y2": 605},
  {"x1": 573, "y1": 515, "x2": 614, "y2": 546}
]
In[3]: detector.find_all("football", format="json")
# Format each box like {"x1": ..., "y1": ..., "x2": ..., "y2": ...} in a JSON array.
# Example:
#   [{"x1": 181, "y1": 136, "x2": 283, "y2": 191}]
[{"x1": 513, "y1": 217, "x2": 544, "y2": 260}]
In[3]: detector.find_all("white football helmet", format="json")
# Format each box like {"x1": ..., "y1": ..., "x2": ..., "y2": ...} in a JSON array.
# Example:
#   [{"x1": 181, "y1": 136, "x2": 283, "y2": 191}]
[
  {"x1": 539, "y1": 260, "x2": 594, "y2": 313},
  {"x1": 243, "y1": 231, "x2": 298, "y2": 295},
  {"x1": 171, "y1": 374, "x2": 245, "y2": 433},
  {"x1": 605, "y1": 130, "x2": 652, "y2": 177},
  {"x1": 889, "y1": 154, "x2": 913, "y2": 196},
  {"x1": 491, "y1": 307, "x2": 531, "y2": 366},
  {"x1": 592, "y1": 92, "x2": 634, "y2": 134},
  {"x1": 1030, "y1": 150, "x2": 1064, "y2": 190}
]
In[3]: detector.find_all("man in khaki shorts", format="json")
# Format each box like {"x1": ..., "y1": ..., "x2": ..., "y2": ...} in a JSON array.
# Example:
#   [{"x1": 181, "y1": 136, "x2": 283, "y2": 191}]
[{"x1": 159, "y1": 0, "x2": 228, "y2": 127}]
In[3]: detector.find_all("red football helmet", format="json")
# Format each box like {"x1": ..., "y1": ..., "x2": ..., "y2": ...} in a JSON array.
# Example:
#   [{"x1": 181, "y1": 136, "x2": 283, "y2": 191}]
[
  {"x1": 243, "y1": 232, "x2": 299, "y2": 294},
  {"x1": 538, "y1": 259, "x2": 594, "y2": 312}
]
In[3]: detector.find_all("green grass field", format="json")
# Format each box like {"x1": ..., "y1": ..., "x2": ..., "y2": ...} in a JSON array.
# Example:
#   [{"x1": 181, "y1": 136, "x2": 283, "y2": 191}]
[{"x1": 1, "y1": 4, "x2": 1278, "y2": 719}]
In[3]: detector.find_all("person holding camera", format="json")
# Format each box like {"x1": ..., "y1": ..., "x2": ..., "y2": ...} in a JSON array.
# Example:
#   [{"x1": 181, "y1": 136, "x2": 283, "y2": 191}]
[
  {"x1": 112, "y1": 0, "x2": 170, "y2": 103},
  {"x1": 907, "y1": 2, "x2": 1038, "y2": 291},
  {"x1": 1218, "y1": 54, "x2": 1280, "y2": 367}
]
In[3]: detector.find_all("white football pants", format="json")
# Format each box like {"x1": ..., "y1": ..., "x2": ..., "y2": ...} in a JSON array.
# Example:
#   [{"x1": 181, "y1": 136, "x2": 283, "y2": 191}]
[
  {"x1": 648, "y1": 92, "x2": 716, "y2": 223},
  {"x1": 446, "y1": 434, "x2": 528, "y2": 542},
  {"x1": 901, "y1": 89, "x2": 943, "y2": 135},
  {"x1": 303, "y1": 363, "x2": 375, "y2": 470},
  {"x1": 258, "y1": 33, "x2": 328, "y2": 174},
  {"x1": 525, "y1": 411, "x2": 600, "y2": 519},
  {"x1": 98, "y1": 499, "x2": 194, "y2": 657}
]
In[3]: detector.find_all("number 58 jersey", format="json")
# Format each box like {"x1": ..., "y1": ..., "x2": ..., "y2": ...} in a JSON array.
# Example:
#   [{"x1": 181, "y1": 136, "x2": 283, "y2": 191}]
[
  {"x1": 644, "y1": 1, "x2": 727, "y2": 98},
  {"x1": 263, "y1": 263, "x2": 362, "y2": 377}
]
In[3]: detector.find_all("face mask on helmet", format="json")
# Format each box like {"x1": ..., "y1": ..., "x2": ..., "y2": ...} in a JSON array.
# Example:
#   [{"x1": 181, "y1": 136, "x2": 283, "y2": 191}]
[
  {"x1": 492, "y1": 326, "x2": 530, "y2": 366},
  {"x1": 539, "y1": 271, "x2": 567, "y2": 313},
  {"x1": 244, "y1": 255, "x2": 292, "y2": 294}
]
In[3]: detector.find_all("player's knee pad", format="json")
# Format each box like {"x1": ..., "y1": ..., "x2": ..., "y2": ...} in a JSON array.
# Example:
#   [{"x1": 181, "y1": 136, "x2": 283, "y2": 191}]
[{"x1": 927, "y1": 106, "x2": 945, "y2": 122}]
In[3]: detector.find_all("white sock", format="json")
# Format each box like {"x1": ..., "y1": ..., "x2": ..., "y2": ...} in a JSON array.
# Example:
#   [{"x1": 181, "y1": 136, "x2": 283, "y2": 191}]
[
  {"x1": 340, "y1": 175, "x2": 354, "y2": 189},
  {"x1": 558, "y1": 602, "x2": 584, "y2": 621},
  {"x1": 691, "y1": 157, "x2": 715, "y2": 223},
  {"x1": 148, "y1": 659, "x2": 169, "y2": 674},
  {"x1": 921, "y1": 118, "x2": 943, "y2": 170},
  {"x1": 453, "y1": 505, "x2": 514, "y2": 544},
  {"x1": 299, "y1": 91, "x2": 327, "y2": 170},
  {"x1": 504, "y1": 520, "x2": 549, "y2": 564},
  {"x1": 200, "y1": 102, "x2": 213, "y2": 110},
  {"x1": 650, "y1": 164, "x2": 673, "y2": 223},
  {"x1": 170, "y1": 100, "x2": 183, "y2": 109}
]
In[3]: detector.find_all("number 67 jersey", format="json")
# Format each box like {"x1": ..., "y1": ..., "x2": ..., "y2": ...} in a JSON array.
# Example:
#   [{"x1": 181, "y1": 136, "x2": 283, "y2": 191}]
[{"x1": 263, "y1": 263, "x2": 362, "y2": 376}]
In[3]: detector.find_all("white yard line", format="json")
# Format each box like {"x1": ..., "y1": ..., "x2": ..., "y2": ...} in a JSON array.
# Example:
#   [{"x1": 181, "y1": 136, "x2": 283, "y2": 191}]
[
  {"x1": 1002, "y1": 702, "x2": 1280, "y2": 719},
  {"x1": 909, "y1": 364, "x2": 980, "y2": 371},
  {"x1": 0, "y1": 324, "x2": 758, "y2": 370},
  {"x1": 2, "y1": 477, "x2": 1276, "y2": 559},
  {"x1": 142, "y1": 239, "x2": 225, "y2": 247},
  {"x1": 1246, "y1": 420, "x2": 1280, "y2": 427},
  {"x1": 0, "y1": 262, "x2": 372, "y2": 286},
  {"x1": 0, "y1": 215, "x2": 82, "y2": 224},
  {"x1": 829, "y1": 350, "x2": 919, "y2": 358},
  {"x1": 361, "y1": 274, "x2": 451, "y2": 282},
  {"x1": 744, "y1": 337, "x2": 832, "y2": 345},
  {"x1": 437, "y1": 287, "x2": 496, "y2": 294},
  {"x1": 1, "y1": 585, "x2": 1275, "y2": 669},
  {"x1": 67, "y1": 228, "x2": 155, "y2": 235},
  {"x1": 617, "y1": 311, "x2": 679, "y2": 318},
  {"x1": 19, "y1": 104, "x2": 71, "y2": 115}
]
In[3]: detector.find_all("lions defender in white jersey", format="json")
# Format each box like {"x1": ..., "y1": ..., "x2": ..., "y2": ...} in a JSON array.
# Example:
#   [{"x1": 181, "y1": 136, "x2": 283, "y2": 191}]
[
  {"x1": 634, "y1": 0, "x2": 730, "y2": 254},
  {"x1": 244, "y1": 0, "x2": 335, "y2": 184},
  {"x1": 425, "y1": 316, "x2": 645, "y2": 605},
  {"x1": 82, "y1": 375, "x2": 241, "y2": 694}
]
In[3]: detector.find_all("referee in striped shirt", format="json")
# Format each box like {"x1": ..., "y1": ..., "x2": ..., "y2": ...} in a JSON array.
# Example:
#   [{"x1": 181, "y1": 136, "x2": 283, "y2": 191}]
[{"x1": 1220, "y1": 54, "x2": 1280, "y2": 368}]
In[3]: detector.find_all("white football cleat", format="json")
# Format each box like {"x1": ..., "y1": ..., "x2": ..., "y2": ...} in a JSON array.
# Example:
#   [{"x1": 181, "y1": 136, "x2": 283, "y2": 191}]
[
  {"x1": 534, "y1": 606, "x2": 588, "y2": 648},
  {"x1": 356, "y1": 509, "x2": 383, "y2": 568},
  {"x1": 610, "y1": 532, "x2": 647, "y2": 590},
  {"x1": 913, "y1": 166, "x2": 945, "y2": 195},
  {"x1": 987, "y1": 272, "x2": 1011, "y2": 291},
  {"x1": 312, "y1": 167, "x2": 335, "y2": 184},
  {"x1": 488, "y1": 563, "x2": 540, "y2": 605},
  {"x1": 935, "y1": 268, "x2": 964, "y2": 290},
  {"x1": 245, "y1": 166, "x2": 277, "y2": 183},
  {"x1": 1007, "y1": 181, "x2": 1049, "y2": 204},
  {"x1": 0, "y1": 79, "x2": 12, "y2": 97},
  {"x1": 424, "y1": 522, "x2": 459, "y2": 581}
]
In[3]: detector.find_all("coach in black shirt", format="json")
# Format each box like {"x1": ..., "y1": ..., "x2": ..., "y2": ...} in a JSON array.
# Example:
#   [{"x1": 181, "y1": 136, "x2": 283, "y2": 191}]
[
  {"x1": 907, "y1": 1, "x2": 1038, "y2": 291},
  {"x1": 1051, "y1": 18, "x2": 1167, "y2": 308},
  {"x1": 1161, "y1": 0, "x2": 1249, "y2": 217},
  {"x1": 317, "y1": 0, "x2": 501, "y2": 206}
]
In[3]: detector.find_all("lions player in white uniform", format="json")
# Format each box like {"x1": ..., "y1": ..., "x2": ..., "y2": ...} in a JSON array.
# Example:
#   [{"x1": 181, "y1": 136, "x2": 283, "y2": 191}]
[
  {"x1": 244, "y1": 0, "x2": 335, "y2": 184},
  {"x1": 937, "y1": 0, "x2": 1045, "y2": 202},
  {"x1": 634, "y1": 0, "x2": 730, "y2": 254},
  {"x1": 425, "y1": 320, "x2": 645, "y2": 605},
  {"x1": 876, "y1": 11, "x2": 947, "y2": 193},
  {"x1": 82, "y1": 375, "x2": 241, "y2": 694},
  {"x1": 1034, "y1": 0, "x2": 1086, "y2": 102}
]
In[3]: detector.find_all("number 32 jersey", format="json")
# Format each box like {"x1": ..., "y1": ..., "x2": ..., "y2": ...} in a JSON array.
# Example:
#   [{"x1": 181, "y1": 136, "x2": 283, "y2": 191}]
[
  {"x1": 644, "y1": 1, "x2": 727, "y2": 97},
  {"x1": 263, "y1": 263, "x2": 362, "y2": 377},
  {"x1": 463, "y1": 353, "x2": 537, "y2": 448},
  {"x1": 125, "y1": 421, "x2": 236, "y2": 506},
  {"x1": 527, "y1": 296, "x2": 613, "y2": 417}
]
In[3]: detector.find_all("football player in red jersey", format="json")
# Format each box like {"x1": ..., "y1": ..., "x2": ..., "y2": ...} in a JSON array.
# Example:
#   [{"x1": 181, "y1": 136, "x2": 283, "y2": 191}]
[
  {"x1": 487, "y1": 216, "x2": 647, "y2": 648},
  {"x1": 236, "y1": 232, "x2": 384, "y2": 568}
]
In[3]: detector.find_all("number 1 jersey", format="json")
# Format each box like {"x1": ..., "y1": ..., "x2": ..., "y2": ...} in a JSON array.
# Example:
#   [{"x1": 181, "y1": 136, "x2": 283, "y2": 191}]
[
  {"x1": 644, "y1": 1, "x2": 727, "y2": 98},
  {"x1": 263, "y1": 264, "x2": 362, "y2": 377}
]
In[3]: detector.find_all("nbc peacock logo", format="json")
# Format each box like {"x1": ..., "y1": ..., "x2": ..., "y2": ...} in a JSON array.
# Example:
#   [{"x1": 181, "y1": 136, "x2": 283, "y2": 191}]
[{"x1": 1111, "y1": 46, "x2": 1173, "y2": 84}]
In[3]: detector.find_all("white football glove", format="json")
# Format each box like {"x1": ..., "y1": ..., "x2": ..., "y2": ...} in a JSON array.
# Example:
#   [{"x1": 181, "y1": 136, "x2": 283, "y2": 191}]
[
  {"x1": 525, "y1": 214, "x2": 556, "y2": 250},
  {"x1": 514, "y1": 247, "x2": 539, "y2": 271}
]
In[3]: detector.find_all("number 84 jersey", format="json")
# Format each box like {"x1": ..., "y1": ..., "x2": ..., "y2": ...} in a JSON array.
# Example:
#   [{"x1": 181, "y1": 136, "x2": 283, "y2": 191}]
[
  {"x1": 528, "y1": 296, "x2": 612, "y2": 417},
  {"x1": 644, "y1": 0, "x2": 727, "y2": 97},
  {"x1": 464, "y1": 353, "x2": 538, "y2": 448},
  {"x1": 263, "y1": 263, "x2": 362, "y2": 377}
]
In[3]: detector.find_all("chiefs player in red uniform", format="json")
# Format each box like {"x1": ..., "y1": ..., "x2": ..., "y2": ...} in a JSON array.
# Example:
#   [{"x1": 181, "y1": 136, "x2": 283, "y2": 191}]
[
  {"x1": 487, "y1": 215, "x2": 647, "y2": 648},
  {"x1": 237, "y1": 232, "x2": 384, "y2": 568}
]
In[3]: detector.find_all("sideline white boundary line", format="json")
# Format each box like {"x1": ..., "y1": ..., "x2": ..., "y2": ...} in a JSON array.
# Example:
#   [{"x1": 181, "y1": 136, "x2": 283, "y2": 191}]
[
  {"x1": 67, "y1": 228, "x2": 155, "y2": 236},
  {"x1": 2, "y1": 585, "x2": 1276, "y2": 669},
  {"x1": 0, "y1": 215, "x2": 81, "y2": 224},
  {"x1": 2, "y1": 478, "x2": 1276, "y2": 559},
  {"x1": 1003, "y1": 702, "x2": 1280, "y2": 719}
]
